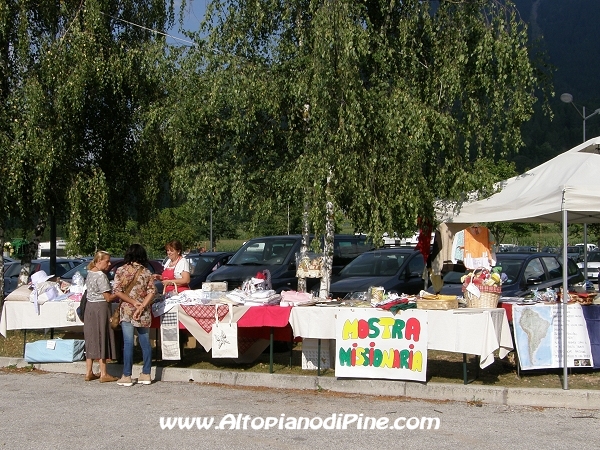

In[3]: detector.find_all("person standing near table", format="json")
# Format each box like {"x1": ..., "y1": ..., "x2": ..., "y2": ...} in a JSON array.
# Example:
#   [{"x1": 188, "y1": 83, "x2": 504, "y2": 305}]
[
  {"x1": 84, "y1": 250, "x2": 119, "y2": 383},
  {"x1": 113, "y1": 244, "x2": 156, "y2": 386},
  {"x1": 156, "y1": 240, "x2": 191, "y2": 295}
]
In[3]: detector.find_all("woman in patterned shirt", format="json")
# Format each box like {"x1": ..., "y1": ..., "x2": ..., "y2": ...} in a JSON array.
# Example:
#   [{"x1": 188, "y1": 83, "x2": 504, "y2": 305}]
[{"x1": 113, "y1": 244, "x2": 156, "y2": 386}]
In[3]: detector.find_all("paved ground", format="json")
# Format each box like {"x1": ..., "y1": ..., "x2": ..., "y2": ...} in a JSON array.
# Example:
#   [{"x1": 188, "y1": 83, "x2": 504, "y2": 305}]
[
  {"x1": 1, "y1": 356, "x2": 600, "y2": 410},
  {"x1": 0, "y1": 370, "x2": 597, "y2": 450}
]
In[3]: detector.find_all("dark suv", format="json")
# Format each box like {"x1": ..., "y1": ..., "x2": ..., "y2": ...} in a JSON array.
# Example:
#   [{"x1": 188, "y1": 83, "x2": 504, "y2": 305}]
[
  {"x1": 436, "y1": 252, "x2": 584, "y2": 297},
  {"x1": 206, "y1": 234, "x2": 373, "y2": 292}
]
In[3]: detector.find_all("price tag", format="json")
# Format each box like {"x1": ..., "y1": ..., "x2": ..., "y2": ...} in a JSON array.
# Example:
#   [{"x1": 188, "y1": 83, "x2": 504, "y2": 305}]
[
  {"x1": 465, "y1": 282, "x2": 481, "y2": 298},
  {"x1": 46, "y1": 340, "x2": 56, "y2": 350}
]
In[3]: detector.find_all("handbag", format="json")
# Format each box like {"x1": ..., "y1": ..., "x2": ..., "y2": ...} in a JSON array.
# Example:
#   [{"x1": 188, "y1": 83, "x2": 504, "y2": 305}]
[
  {"x1": 211, "y1": 306, "x2": 238, "y2": 358},
  {"x1": 109, "y1": 303, "x2": 121, "y2": 330},
  {"x1": 76, "y1": 290, "x2": 87, "y2": 322},
  {"x1": 110, "y1": 266, "x2": 143, "y2": 330}
]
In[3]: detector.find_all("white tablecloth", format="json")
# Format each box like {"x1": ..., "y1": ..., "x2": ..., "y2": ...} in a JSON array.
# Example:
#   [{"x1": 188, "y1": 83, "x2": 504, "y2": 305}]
[
  {"x1": 1, "y1": 301, "x2": 83, "y2": 337},
  {"x1": 426, "y1": 308, "x2": 513, "y2": 368},
  {"x1": 289, "y1": 306, "x2": 338, "y2": 339},
  {"x1": 289, "y1": 307, "x2": 513, "y2": 369}
]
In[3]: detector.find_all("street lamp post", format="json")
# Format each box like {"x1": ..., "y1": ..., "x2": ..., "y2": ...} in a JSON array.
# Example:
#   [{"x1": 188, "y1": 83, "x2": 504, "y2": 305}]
[{"x1": 560, "y1": 93, "x2": 600, "y2": 142}]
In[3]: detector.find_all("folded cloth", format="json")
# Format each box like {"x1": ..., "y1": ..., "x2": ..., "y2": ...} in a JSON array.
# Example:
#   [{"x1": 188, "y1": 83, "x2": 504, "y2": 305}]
[{"x1": 387, "y1": 302, "x2": 417, "y2": 314}]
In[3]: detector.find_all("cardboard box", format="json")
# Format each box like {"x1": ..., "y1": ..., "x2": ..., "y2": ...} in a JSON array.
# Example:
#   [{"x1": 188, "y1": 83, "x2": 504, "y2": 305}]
[
  {"x1": 301, "y1": 338, "x2": 336, "y2": 370},
  {"x1": 202, "y1": 282, "x2": 228, "y2": 292},
  {"x1": 25, "y1": 339, "x2": 85, "y2": 363}
]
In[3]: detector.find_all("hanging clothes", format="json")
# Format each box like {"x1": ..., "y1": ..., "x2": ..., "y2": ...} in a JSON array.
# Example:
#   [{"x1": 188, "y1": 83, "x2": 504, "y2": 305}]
[
  {"x1": 431, "y1": 223, "x2": 465, "y2": 276},
  {"x1": 451, "y1": 225, "x2": 496, "y2": 270},
  {"x1": 415, "y1": 218, "x2": 434, "y2": 263}
]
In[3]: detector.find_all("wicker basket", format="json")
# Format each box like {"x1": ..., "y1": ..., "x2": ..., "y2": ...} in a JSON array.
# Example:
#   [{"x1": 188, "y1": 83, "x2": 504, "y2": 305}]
[
  {"x1": 463, "y1": 284, "x2": 501, "y2": 308},
  {"x1": 416, "y1": 298, "x2": 459, "y2": 310}
]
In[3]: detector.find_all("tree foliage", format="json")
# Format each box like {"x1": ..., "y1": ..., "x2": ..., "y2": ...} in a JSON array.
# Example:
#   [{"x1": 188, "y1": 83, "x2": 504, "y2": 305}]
[
  {"x1": 0, "y1": 0, "x2": 176, "y2": 255},
  {"x1": 163, "y1": 0, "x2": 543, "y2": 243}
]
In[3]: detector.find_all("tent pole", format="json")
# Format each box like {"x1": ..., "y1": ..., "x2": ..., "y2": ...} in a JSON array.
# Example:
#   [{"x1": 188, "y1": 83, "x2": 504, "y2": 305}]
[
  {"x1": 583, "y1": 224, "x2": 588, "y2": 281},
  {"x1": 562, "y1": 201, "x2": 569, "y2": 390}
]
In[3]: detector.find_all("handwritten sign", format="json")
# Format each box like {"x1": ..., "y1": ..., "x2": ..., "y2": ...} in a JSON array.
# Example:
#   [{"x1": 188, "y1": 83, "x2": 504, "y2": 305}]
[{"x1": 335, "y1": 309, "x2": 428, "y2": 381}]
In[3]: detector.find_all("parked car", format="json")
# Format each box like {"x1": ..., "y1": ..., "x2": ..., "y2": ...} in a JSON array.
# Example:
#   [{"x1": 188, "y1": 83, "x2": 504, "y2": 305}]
[
  {"x1": 506, "y1": 246, "x2": 538, "y2": 253},
  {"x1": 576, "y1": 243, "x2": 598, "y2": 252},
  {"x1": 328, "y1": 248, "x2": 426, "y2": 299},
  {"x1": 186, "y1": 251, "x2": 234, "y2": 290},
  {"x1": 3, "y1": 256, "x2": 16, "y2": 264},
  {"x1": 559, "y1": 246, "x2": 584, "y2": 262},
  {"x1": 60, "y1": 258, "x2": 164, "y2": 293},
  {"x1": 3, "y1": 258, "x2": 83, "y2": 297},
  {"x1": 578, "y1": 251, "x2": 600, "y2": 280},
  {"x1": 206, "y1": 234, "x2": 374, "y2": 292},
  {"x1": 436, "y1": 252, "x2": 585, "y2": 297}
]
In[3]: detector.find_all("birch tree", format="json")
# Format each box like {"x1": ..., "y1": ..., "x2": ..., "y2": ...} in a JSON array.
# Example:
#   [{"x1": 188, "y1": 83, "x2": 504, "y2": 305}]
[
  {"x1": 1, "y1": 0, "x2": 176, "y2": 265},
  {"x1": 160, "y1": 0, "x2": 544, "y2": 295}
]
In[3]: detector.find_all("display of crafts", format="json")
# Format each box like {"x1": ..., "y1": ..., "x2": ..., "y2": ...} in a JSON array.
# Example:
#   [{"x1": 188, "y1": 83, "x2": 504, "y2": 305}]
[
  {"x1": 296, "y1": 254, "x2": 324, "y2": 278},
  {"x1": 461, "y1": 267, "x2": 506, "y2": 288}
]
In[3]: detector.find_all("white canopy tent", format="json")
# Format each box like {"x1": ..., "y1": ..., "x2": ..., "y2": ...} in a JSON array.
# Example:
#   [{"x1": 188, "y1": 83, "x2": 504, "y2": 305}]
[{"x1": 437, "y1": 136, "x2": 600, "y2": 389}]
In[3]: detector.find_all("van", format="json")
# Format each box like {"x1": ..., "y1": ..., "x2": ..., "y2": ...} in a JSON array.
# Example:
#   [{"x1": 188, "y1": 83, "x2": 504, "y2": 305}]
[
  {"x1": 576, "y1": 243, "x2": 598, "y2": 252},
  {"x1": 206, "y1": 234, "x2": 373, "y2": 292},
  {"x1": 37, "y1": 240, "x2": 68, "y2": 259}
]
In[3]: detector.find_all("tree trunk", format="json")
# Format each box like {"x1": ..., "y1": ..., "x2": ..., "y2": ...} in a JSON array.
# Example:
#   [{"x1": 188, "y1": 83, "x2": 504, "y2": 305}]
[
  {"x1": 17, "y1": 218, "x2": 46, "y2": 287},
  {"x1": 297, "y1": 198, "x2": 310, "y2": 293},
  {"x1": 319, "y1": 175, "x2": 334, "y2": 299},
  {"x1": 0, "y1": 227, "x2": 5, "y2": 303}
]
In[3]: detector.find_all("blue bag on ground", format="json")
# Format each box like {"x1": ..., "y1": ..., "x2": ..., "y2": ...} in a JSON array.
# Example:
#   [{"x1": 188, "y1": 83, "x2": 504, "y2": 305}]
[{"x1": 24, "y1": 339, "x2": 85, "y2": 363}]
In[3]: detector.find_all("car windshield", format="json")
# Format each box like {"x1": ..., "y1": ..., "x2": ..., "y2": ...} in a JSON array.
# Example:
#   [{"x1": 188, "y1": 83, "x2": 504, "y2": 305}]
[
  {"x1": 4, "y1": 263, "x2": 22, "y2": 277},
  {"x1": 442, "y1": 271, "x2": 464, "y2": 284},
  {"x1": 61, "y1": 261, "x2": 90, "y2": 279},
  {"x1": 187, "y1": 254, "x2": 222, "y2": 276},
  {"x1": 493, "y1": 259, "x2": 523, "y2": 285},
  {"x1": 587, "y1": 252, "x2": 600, "y2": 263},
  {"x1": 228, "y1": 238, "x2": 296, "y2": 266},
  {"x1": 339, "y1": 252, "x2": 407, "y2": 277},
  {"x1": 442, "y1": 258, "x2": 523, "y2": 286}
]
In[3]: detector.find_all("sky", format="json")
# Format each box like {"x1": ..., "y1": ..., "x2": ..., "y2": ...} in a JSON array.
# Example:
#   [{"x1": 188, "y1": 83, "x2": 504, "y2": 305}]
[{"x1": 165, "y1": 0, "x2": 208, "y2": 46}]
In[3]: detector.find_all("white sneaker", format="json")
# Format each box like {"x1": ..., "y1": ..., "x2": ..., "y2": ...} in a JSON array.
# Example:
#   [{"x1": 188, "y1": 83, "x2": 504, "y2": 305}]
[
  {"x1": 117, "y1": 376, "x2": 136, "y2": 387},
  {"x1": 138, "y1": 373, "x2": 152, "y2": 385}
]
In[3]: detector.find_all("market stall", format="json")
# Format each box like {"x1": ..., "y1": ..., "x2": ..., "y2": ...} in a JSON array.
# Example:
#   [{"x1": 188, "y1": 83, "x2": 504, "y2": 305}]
[
  {"x1": 1, "y1": 285, "x2": 84, "y2": 337},
  {"x1": 500, "y1": 299, "x2": 600, "y2": 370},
  {"x1": 289, "y1": 305, "x2": 512, "y2": 383},
  {"x1": 1, "y1": 297, "x2": 83, "y2": 337},
  {"x1": 437, "y1": 136, "x2": 600, "y2": 388},
  {"x1": 153, "y1": 303, "x2": 292, "y2": 368}
]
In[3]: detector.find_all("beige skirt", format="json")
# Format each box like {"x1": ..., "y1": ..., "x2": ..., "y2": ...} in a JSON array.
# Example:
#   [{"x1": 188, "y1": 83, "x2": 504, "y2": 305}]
[{"x1": 83, "y1": 301, "x2": 117, "y2": 360}]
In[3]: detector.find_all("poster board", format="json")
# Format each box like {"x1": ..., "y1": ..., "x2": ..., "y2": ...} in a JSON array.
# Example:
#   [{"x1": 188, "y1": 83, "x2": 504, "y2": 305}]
[
  {"x1": 335, "y1": 308, "x2": 428, "y2": 381},
  {"x1": 513, "y1": 303, "x2": 593, "y2": 370}
]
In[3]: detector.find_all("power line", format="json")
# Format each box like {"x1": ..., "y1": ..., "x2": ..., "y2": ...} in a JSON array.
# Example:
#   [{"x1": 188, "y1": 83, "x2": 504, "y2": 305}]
[{"x1": 99, "y1": 11, "x2": 197, "y2": 47}]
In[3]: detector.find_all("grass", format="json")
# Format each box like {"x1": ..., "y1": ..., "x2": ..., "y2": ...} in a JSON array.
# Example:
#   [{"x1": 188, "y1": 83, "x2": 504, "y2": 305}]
[{"x1": 3, "y1": 329, "x2": 600, "y2": 390}]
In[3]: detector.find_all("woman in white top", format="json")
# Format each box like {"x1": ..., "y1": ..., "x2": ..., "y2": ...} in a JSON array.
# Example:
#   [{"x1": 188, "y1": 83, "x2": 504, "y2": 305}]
[
  {"x1": 157, "y1": 240, "x2": 191, "y2": 295},
  {"x1": 83, "y1": 250, "x2": 119, "y2": 383}
]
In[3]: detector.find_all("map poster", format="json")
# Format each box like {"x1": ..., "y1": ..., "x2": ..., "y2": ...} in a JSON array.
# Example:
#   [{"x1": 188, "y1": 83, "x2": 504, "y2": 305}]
[
  {"x1": 335, "y1": 309, "x2": 428, "y2": 381},
  {"x1": 513, "y1": 303, "x2": 593, "y2": 370}
]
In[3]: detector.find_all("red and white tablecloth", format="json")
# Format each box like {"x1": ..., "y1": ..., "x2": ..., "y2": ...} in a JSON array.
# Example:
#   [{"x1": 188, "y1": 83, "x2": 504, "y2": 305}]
[{"x1": 167, "y1": 305, "x2": 292, "y2": 360}]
